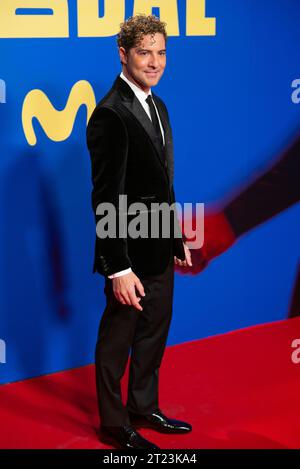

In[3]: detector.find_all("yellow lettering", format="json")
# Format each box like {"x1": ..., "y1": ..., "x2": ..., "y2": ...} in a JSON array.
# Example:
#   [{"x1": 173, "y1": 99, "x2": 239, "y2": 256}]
[
  {"x1": 133, "y1": 0, "x2": 179, "y2": 36},
  {"x1": 22, "y1": 80, "x2": 96, "y2": 146},
  {"x1": 0, "y1": 0, "x2": 69, "y2": 38},
  {"x1": 186, "y1": 0, "x2": 216, "y2": 36},
  {"x1": 77, "y1": 0, "x2": 125, "y2": 37}
]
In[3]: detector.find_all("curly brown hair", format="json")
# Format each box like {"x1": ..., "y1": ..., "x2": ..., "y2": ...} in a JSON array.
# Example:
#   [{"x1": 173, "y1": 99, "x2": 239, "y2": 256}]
[{"x1": 117, "y1": 14, "x2": 167, "y2": 52}]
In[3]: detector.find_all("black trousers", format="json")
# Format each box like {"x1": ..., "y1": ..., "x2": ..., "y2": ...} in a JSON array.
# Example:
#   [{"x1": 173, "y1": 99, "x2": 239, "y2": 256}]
[{"x1": 94, "y1": 257, "x2": 174, "y2": 426}]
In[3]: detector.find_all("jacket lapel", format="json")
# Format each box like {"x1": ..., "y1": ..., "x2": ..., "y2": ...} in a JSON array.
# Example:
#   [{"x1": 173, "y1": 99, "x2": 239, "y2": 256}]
[{"x1": 113, "y1": 76, "x2": 173, "y2": 184}]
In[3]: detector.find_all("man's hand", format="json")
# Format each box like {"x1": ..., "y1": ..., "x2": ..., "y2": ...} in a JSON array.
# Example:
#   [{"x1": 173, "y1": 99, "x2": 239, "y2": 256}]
[
  {"x1": 112, "y1": 271, "x2": 145, "y2": 311},
  {"x1": 174, "y1": 243, "x2": 193, "y2": 269},
  {"x1": 176, "y1": 211, "x2": 236, "y2": 275}
]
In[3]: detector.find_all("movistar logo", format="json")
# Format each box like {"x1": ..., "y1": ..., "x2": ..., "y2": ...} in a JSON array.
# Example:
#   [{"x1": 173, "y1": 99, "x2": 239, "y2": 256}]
[{"x1": 22, "y1": 80, "x2": 96, "y2": 145}]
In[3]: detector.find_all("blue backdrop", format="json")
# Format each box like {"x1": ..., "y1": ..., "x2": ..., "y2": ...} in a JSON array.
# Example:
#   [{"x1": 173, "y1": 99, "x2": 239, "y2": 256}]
[{"x1": 0, "y1": 0, "x2": 300, "y2": 384}]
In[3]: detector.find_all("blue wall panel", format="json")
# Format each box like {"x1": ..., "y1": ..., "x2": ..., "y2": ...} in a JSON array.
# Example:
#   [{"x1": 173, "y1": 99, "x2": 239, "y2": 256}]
[{"x1": 0, "y1": 0, "x2": 299, "y2": 383}]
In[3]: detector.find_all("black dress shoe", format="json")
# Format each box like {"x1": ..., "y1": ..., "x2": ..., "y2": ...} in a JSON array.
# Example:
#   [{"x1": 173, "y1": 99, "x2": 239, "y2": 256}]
[
  {"x1": 128, "y1": 409, "x2": 192, "y2": 433},
  {"x1": 99, "y1": 424, "x2": 160, "y2": 449}
]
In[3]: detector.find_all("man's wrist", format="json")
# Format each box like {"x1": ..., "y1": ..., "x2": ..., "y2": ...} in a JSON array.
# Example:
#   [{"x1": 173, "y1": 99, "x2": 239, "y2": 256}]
[{"x1": 108, "y1": 268, "x2": 132, "y2": 279}]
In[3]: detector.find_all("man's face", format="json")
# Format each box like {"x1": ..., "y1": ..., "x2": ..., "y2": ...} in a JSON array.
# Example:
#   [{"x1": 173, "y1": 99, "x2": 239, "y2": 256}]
[{"x1": 119, "y1": 33, "x2": 166, "y2": 92}]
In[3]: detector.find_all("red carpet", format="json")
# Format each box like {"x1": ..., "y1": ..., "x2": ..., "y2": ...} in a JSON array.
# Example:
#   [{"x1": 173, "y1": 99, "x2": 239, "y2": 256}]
[{"x1": 1, "y1": 317, "x2": 300, "y2": 449}]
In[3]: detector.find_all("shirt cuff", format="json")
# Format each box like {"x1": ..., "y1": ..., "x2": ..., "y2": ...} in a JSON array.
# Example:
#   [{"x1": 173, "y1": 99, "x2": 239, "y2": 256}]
[{"x1": 108, "y1": 268, "x2": 132, "y2": 279}]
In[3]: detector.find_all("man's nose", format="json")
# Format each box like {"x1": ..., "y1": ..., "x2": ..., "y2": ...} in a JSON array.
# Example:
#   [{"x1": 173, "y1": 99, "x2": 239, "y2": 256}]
[{"x1": 149, "y1": 54, "x2": 159, "y2": 68}]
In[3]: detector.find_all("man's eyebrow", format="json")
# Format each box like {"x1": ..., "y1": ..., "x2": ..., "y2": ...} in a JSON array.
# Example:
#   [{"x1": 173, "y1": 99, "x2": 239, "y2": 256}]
[{"x1": 137, "y1": 48, "x2": 167, "y2": 52}]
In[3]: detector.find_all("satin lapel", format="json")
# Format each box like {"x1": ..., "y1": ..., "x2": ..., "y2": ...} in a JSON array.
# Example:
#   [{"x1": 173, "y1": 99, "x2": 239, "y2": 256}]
[
  {"x1": 122, "y1": 96, "x2": 167, "y2": 168},
  {"x1": 114, "y1": 76, "x2": 168, "y2": 173}
]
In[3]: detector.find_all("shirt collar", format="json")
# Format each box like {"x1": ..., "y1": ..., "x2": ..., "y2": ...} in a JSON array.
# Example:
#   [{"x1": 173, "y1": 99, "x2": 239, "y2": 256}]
[{"x1": 120, "y1": 71, "x2": 152, "y2": 101}]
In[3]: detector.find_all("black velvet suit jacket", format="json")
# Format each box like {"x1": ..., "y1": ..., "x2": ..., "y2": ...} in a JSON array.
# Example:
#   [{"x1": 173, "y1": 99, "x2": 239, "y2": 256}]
[{"x1": 86, "y1": 75, "x2": 185, "y2": 277}]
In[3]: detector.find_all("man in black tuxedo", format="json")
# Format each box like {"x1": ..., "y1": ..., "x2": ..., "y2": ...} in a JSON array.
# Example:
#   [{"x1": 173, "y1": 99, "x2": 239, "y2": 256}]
[{"x1": 86, "y1": 15, "x2": 192, "y2": 449}]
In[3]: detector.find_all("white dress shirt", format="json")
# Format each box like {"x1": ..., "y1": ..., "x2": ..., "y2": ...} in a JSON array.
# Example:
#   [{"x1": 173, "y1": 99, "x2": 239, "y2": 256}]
[{"x1": 108, "y1": 72, "x2": 165, "y2": 279}]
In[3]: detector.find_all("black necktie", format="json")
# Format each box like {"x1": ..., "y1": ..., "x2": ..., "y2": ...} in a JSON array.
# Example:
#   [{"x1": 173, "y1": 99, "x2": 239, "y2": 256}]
[{"x1": 146, "y1": 95, "x2": 164, "y2": 148}]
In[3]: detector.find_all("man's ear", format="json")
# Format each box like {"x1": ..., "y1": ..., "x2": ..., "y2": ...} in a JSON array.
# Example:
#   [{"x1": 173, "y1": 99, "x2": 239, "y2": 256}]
[{"x1": 119, "y1": 47, "x2": 127, "y2": 66}]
